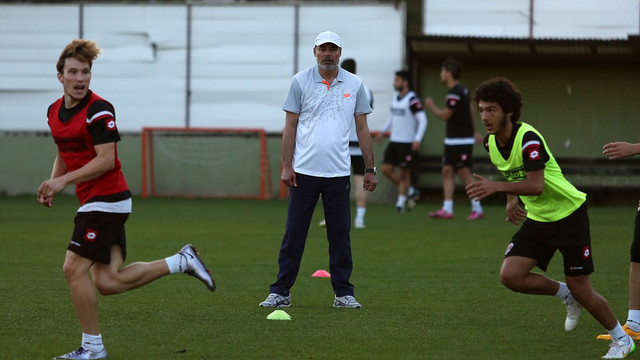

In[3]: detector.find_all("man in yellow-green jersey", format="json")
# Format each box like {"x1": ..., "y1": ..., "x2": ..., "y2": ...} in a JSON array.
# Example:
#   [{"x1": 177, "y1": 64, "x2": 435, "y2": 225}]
[{"x1": 466, "y1": 77, "x2": 634, "y2": 359}]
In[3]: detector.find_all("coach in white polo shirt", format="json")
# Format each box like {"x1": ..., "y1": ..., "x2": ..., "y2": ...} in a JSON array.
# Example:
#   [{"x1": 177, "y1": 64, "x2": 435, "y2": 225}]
[{"x1": 259, "y1": 31, "x2": 377, "y2": 309}]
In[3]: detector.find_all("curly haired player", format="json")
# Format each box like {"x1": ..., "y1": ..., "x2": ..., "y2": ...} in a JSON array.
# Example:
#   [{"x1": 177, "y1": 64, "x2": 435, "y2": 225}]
[{"x1": 466, "y1": 77, "x2": 634, "y2": 359}]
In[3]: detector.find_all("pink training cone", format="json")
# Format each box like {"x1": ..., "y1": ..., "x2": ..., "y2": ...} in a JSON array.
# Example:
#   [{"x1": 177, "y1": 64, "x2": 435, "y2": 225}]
[{"x1": 312, "y1": 270, "x2": 331, "y2": 278}]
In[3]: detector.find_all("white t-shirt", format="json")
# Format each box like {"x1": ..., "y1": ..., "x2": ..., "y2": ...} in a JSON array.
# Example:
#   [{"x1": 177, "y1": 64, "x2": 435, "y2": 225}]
[
  {"x1": 381, "y1": 90, "x2": 428, "y2": 144},
  {"x1": 283, "y1": 65, "x2": 372, "y2": 177},
  {"x1": 349, "y1": 84, "x2": 373, "y2": 156}
]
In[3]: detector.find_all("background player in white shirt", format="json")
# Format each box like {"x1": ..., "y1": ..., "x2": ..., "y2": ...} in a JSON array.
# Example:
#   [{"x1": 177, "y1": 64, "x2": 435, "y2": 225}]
[{"x1": 377, "y1": 70, "x2": 427, "y2": 212}]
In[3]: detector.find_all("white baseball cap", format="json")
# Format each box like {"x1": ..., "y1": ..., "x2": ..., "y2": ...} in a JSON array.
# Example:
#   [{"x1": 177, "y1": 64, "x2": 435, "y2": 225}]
[{"x1": 314, "y1": 31, "x2": 341, "y2": 47}]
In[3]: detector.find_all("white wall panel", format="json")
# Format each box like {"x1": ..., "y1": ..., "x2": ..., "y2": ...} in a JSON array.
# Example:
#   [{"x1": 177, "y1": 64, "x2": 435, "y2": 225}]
[
  {"x1": 534, "y1": 0, "x2": 640, "y2": 39},
  {"x1": 0, "y1": 3, "x2": 405, "y2": 133},
  {"x1": 425, "y1": 0, "x2": 530, "y2": 38},
  {"x1": 0, "y1": 5, "x2": 80, "y2": 130},
  {"x1": 424, "y1": 0, "x2": 640, "y2": 39},
  {"x1": 82, "y1": 5, "x2": 187, "y2": 130},
  {"x1": 189, "y1": 6, "x2": 295, "y2": 131}
]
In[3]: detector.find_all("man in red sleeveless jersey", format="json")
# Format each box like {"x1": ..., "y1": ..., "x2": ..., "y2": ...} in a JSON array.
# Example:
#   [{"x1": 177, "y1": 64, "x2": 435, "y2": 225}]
[{"x1": 38, "y1": 39, "x2": 216, "y2": 360}]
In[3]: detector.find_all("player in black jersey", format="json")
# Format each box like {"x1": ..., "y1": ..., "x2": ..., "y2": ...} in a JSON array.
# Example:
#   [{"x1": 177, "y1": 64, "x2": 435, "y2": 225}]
[{"x1": 425, "y1": 59, "x2": 483, "y2": 220}]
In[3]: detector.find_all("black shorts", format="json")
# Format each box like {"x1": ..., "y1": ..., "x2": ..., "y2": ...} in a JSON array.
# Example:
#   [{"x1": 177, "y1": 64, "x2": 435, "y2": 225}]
[
  {"x1": 631, "y1": 205, "x2": 640, "y2": 263},
  {"x1": 69, "y1": 211, "x2": 129, "y2": 264},
  {"x1": 443, "y1": 144, "x2": 474, "y2": 169},
  {"x1": 383, "y1": 142, "x2": 415, "y2": 168},
  {"x1": 505, "y1": 203, "x2": 594, "y2": 276},
  {"x1": 351, "y1": 155, "x2": 365, "y2": 175}
]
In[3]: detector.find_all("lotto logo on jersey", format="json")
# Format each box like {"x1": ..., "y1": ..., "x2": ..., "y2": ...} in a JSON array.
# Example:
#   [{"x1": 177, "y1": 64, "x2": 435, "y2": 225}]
[
  {"x1": 528, "y1": 150, "x2": 540, "y2": 160},
  {"x1": 583, "y1": 246, "x2": 591, "y2": 259},
  {"x1": 84, "y1": 229, "x2": 98, "y2": 242},
  {"x1": 523, "y1": 140, "x2": 542, "y2": 161},
  {"x1": 106, "y1": 119, "x2": 117, "y2": 131}
]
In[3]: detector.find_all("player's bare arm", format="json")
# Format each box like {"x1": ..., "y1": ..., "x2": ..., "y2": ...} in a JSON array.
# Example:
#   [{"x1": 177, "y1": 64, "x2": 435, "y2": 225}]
[
  {"x1": 38, "y1": 143, "x2": 116, "y2": 207},
  {"x1": 603, "y1": 141, "x2": 640, "y2": 160},
  {"x1": 281, "y1": 111, "x2": 298, "y2": 187},
  {"x1": 466, "y1": 169, "x2": 545, "y2": 201},
  {"x1": 505, "y1": 194, "x2": 527, "y2": 225},
  {"x1": 424, "y1": 97, "x2": 453, "y2": 121},
  {"x1": 465, "y1": 174, "x2": 498, "y2": 200},
  {"x1": 38, "y1": 151, "x2": 67, "y2": 207}
]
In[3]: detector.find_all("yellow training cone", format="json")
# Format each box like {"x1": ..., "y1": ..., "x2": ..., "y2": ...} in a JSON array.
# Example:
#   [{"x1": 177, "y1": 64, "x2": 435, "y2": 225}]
[{"x1": 266, "y1": 310, "x2": 291, "y2": 320}]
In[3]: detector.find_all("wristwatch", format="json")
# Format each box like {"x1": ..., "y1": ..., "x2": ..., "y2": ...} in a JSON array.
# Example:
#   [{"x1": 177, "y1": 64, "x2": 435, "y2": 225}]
[{"x1": 364, "y1": 167, "x2": 377, "y2": 175}]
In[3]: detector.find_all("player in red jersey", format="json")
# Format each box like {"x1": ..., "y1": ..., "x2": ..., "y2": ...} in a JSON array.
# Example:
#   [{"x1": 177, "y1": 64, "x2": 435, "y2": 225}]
[{"x1": 38, "y1": 39, "x2": 215, "y2": 360}]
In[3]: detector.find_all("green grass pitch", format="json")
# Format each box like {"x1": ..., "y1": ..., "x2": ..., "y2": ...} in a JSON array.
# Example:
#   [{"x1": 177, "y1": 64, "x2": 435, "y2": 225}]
[{"x1": 0, "y1": 195, "x2": 635, "y2": 359}]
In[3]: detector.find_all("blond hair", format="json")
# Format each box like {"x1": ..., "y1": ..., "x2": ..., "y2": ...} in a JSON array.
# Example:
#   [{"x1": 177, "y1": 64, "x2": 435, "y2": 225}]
[{"x1": 56, "y1": 39, "x2": 101, "y2": 73}]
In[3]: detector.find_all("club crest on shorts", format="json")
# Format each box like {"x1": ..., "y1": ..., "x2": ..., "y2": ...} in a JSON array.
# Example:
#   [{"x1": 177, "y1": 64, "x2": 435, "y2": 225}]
[
  {"x1": 583, "y1": 246, "x2": 591, "y2": 259},
  {"x1": 84, "y1": 229, "x2": 98, "y2": 242},
  {"x1": 505, "y1": 242, "x2": 514, "y2": 255}
]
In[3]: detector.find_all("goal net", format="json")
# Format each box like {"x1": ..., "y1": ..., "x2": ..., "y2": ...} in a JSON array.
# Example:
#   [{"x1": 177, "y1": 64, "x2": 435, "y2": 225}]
[{"x1": 141, "y1": 127, "x2": 272, "y2": 199}]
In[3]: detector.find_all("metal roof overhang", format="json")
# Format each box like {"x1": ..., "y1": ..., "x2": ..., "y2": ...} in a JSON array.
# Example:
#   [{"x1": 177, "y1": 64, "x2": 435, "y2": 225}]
[{"x1": 407, "y1": 35, "x2": 640, "y2": 66}]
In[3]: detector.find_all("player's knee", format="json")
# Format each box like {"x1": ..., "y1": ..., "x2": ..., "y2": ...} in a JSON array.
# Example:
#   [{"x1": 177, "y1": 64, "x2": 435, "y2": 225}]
[
  {"x1": 95, "y1": 281, "x2": 119, "y2": 296},
  {"x1": 442, "y1": 166, "x2": 454, "y2": 177},
  {"x1": 565, "y1": 277, "x2": 592, "y2": 302},
  {"x1": 63, "y1": 258, "x2": 85, "y2": 283},
  {"x1": 499, "y1": 270, "x2": 522, "y2": 292},
  {"x1": 93, "y1": 275, "x2": 123, "y2": 296},
  {"x1": 62, "y1": 261, "x2": 75, "y2": 282}
]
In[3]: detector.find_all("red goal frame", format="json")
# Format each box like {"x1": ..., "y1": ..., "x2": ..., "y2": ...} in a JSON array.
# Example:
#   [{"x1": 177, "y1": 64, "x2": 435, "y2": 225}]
[{"x1": 141, "y1": 127, "x2": 271, "y2": 199}]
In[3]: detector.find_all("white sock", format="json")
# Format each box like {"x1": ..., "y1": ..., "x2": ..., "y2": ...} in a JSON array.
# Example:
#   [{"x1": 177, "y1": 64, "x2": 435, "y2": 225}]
[
  {"x1": 471, "y1": 199, "x2": 483, "y2": 213},
  {"x1": 609, "y1": 323, "x2": 631, "y2": 344},
  {"x1": 628, "y1": 310, "x2": 640, "y2": 332},
  {"x1": 82, "y1": 333, "x2": 104, "y2": 352},
  {"x1": 408, "y1": 186, "x2": 416, "y2": 197},
  {"x1": 165, "y1": 253, "x2": 185, "y2": 274},
  {"x1": 396, "y1": 195, "x2": 407, "y2": 208},
  {"x1": 554, "y1": 282, "x2": 572, "y2": 301},
  {"x1": 356, "y1": 207, "x2": 366, "y2": 221},
  {"x1": 443, "y1": 200, "x2": 453, "y2": 213}
]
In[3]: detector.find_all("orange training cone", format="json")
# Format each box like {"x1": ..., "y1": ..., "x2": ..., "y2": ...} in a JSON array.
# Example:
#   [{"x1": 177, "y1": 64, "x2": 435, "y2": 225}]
[{"x1": 312, "y1": 270, "x2": 331, "y2": 278}]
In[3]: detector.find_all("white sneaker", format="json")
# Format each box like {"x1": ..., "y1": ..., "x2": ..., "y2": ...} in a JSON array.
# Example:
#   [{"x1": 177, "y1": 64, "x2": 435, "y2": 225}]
[
  {"x1": 602, "y1": 336, "x2": 635, "y2": 359},
  {"x1": 563, "y1": 296, "x2": 581, "y2": 331},
  {"x1": 259, "y1": 293, "x2": 291, "y2": 308},
  {"x1": 54, "y1": 347, "x2": 107, "y2": 359},
  {"x1": 178, "y1": 245, "x2": 216, "y2": 292},
  {"x1": 406, "y1": 197, "x2": 416, "y2": 211},
  {"x1": 333, "y1": 295, "x2": 362, "y2": 309},
  {"x1": 354, "y1": 218, "x2": 365, "y2": 229}
]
